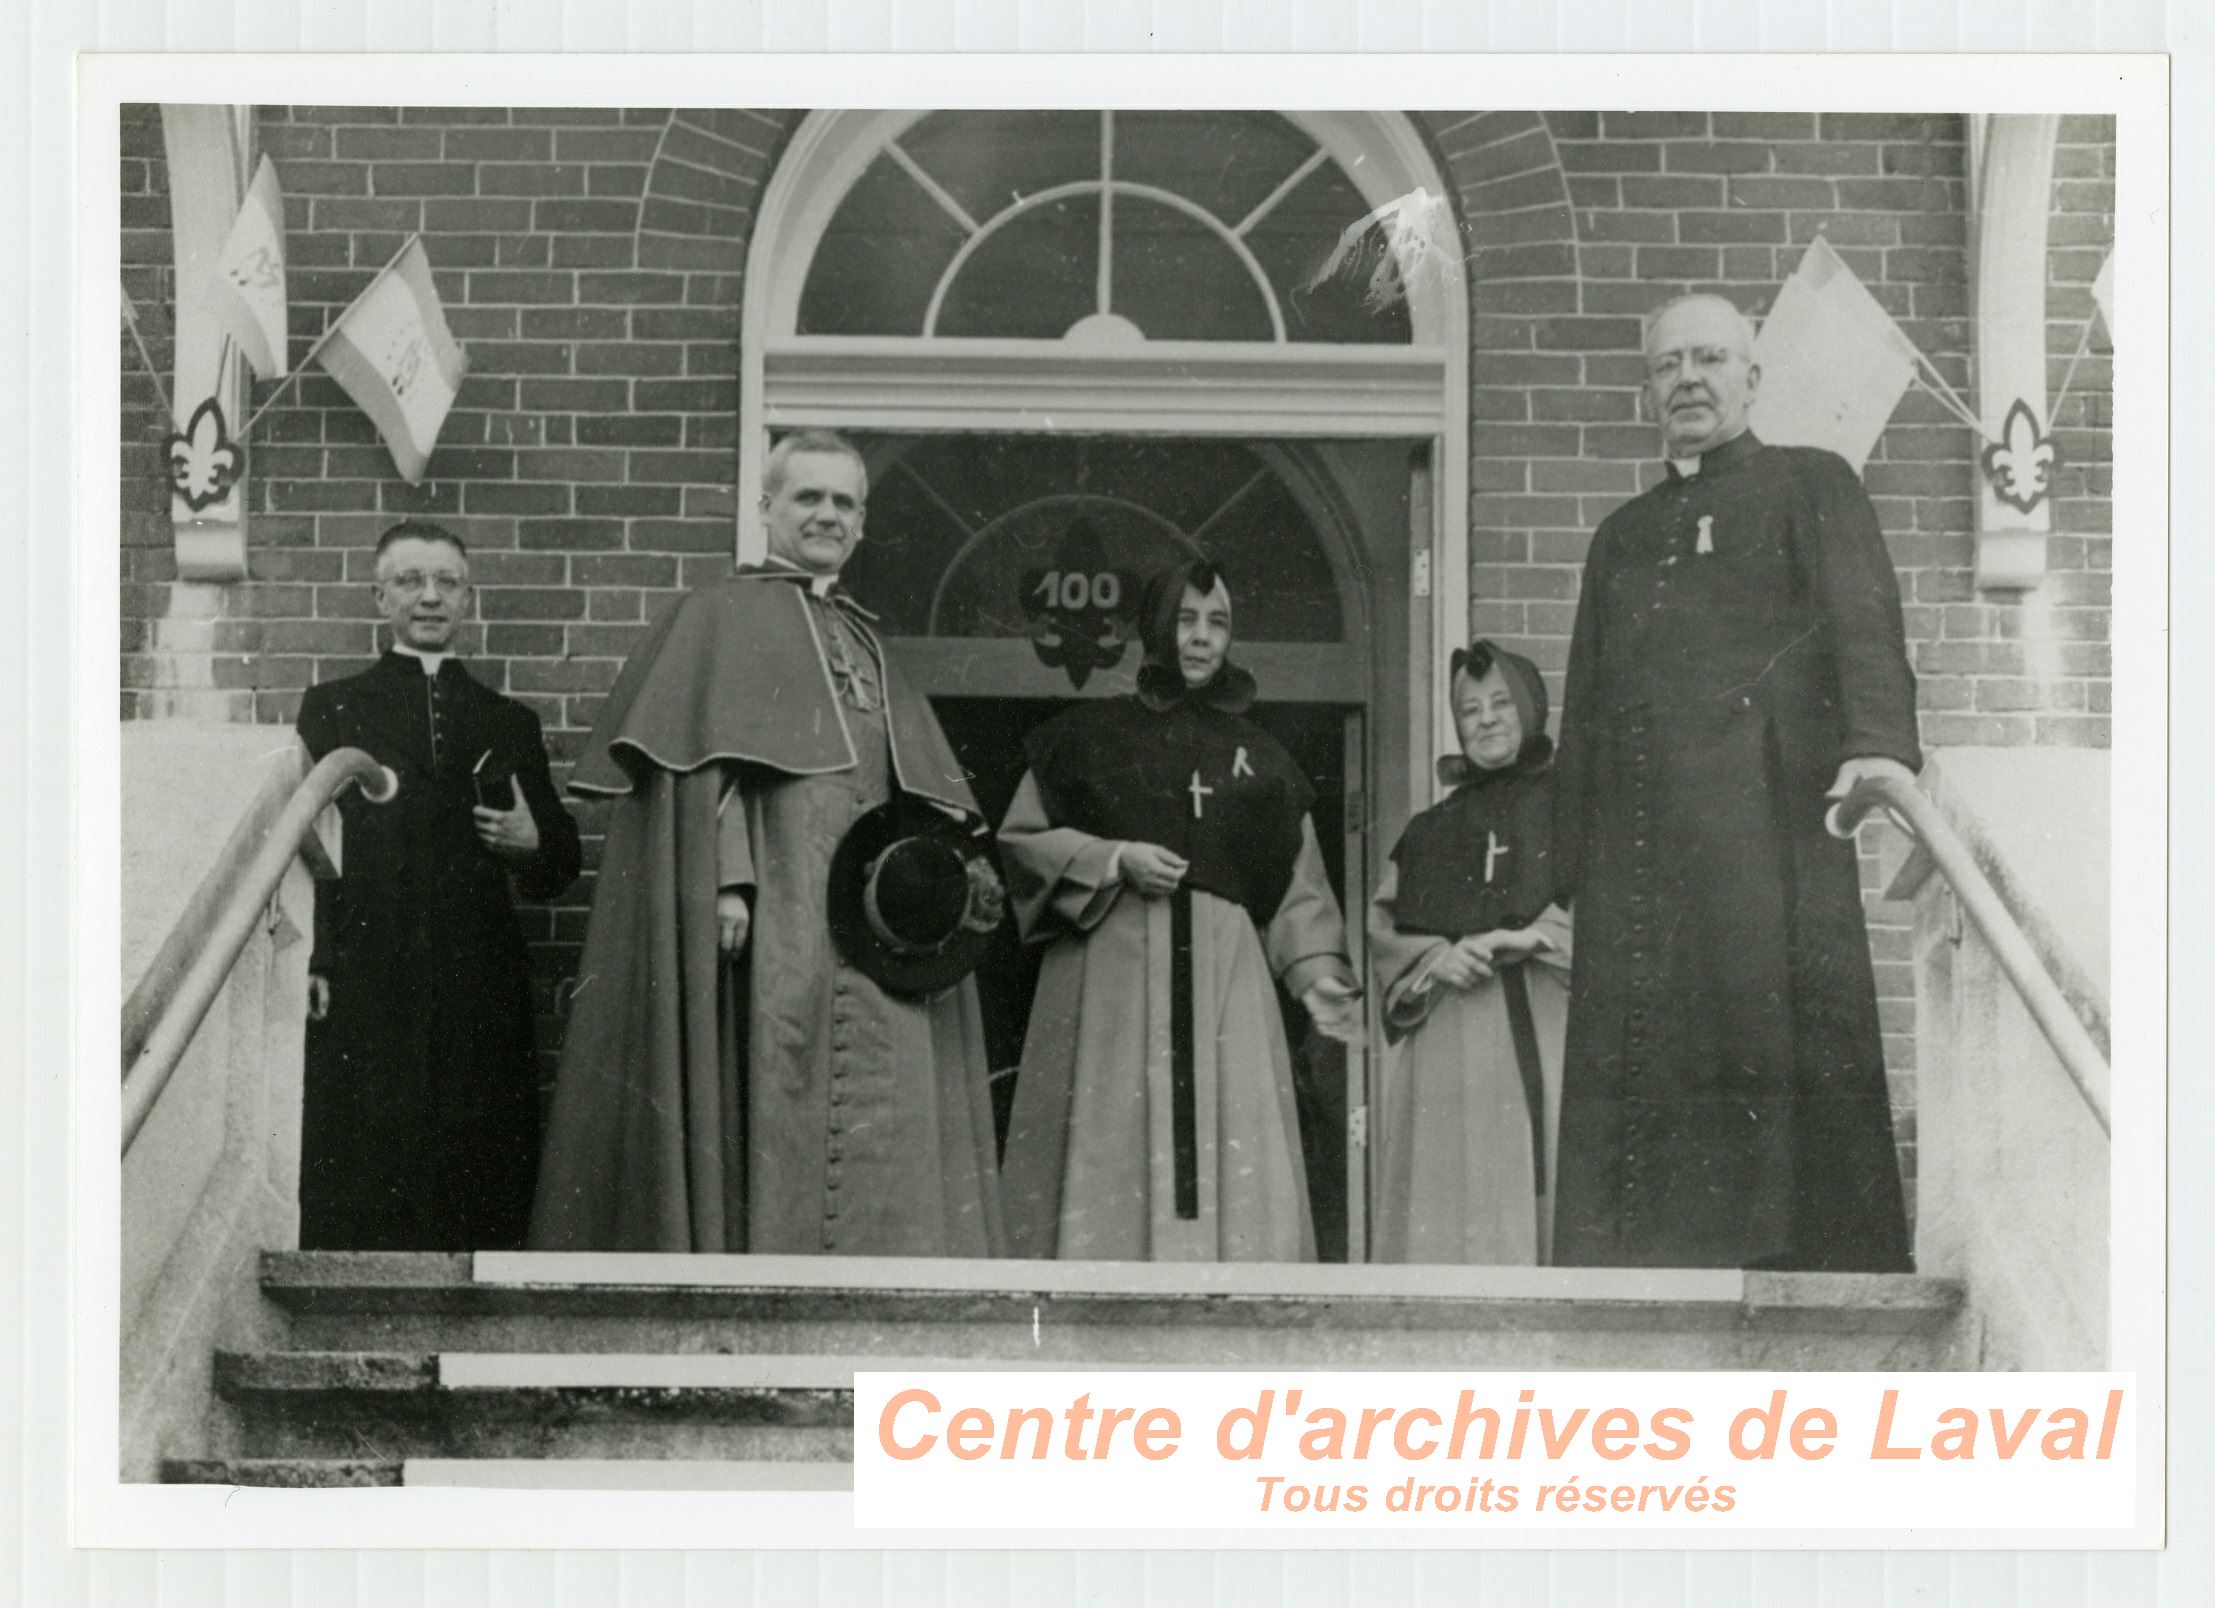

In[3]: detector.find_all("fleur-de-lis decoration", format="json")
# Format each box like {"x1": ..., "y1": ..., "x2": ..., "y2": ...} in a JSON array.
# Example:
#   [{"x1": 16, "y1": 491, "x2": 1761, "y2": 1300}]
[
  {"x1": 164, "y1": 397, "x2": 245, "y2": 513},
  {"x1": 1020, "y1": 517, "x2": 1132, "y2": 691},
  {"x1": 1981, "y1": 397, "x2": 2060, "y2": 515}
]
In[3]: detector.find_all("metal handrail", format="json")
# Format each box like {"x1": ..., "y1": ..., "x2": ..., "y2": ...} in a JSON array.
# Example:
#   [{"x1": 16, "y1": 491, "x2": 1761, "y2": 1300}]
[
  {"x1": 121, "y1": 748, "x2": 397, "y2": 1156},
  {"x1": 1827, "y1": 771, "x2": 2110, "y2": 1137}
]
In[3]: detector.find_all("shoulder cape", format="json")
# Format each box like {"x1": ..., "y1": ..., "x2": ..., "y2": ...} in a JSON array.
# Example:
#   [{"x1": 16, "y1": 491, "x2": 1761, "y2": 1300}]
[{"x1": 568, "y1": 569, "x2": 978, "y2": 817}]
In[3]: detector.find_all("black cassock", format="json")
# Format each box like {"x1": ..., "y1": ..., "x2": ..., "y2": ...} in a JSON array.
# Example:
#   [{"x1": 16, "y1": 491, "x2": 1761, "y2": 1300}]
[
  {"x1": 1552, "y1": 432, "x2": 1921, "y2": 1273},
  {"x1": 296, "y1": 651, "x2": 581, "y2": 1250}
]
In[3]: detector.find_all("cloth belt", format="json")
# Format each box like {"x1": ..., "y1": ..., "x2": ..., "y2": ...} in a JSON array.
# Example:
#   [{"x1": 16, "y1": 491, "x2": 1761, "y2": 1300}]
[
  {"x1": 1170, "y1": 884, "x2": 1198, "y2": 1220},
  {"x1": 1500, "y1": 961, "x2": 1547, "y2": 1194}
]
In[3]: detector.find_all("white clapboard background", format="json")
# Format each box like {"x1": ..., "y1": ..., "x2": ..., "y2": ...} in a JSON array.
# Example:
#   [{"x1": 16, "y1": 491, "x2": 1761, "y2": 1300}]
[{"x1": 9, "y1": 2, "x2": 2206, "y2": 1607}]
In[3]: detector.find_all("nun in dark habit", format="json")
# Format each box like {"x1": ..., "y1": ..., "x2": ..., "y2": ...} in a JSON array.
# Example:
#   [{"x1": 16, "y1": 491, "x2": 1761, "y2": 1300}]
[
  {"x1": 1368, "y1": 640, "x2": 1573, "y2": 1264},
  {"x1": 995, "y1": 557, "x2": 1363, "y2": 1263}
]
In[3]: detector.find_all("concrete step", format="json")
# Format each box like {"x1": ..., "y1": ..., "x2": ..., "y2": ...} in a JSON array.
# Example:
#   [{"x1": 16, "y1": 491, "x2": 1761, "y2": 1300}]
[
  {"x1": 164, "y1": 1456, "x2": 852, "y2": 1490},
  {"x1": 260, "y1": 1252, "x2": 1966, "y2": 1370},
  {"x1": 217, "y1": 1351, "x2": 855, "y2": 1462}
]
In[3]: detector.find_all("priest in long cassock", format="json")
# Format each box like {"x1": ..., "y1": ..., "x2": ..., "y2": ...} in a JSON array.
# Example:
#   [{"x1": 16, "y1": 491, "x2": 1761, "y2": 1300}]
[
  {"x1": 997, "y1": 557, "x2": 1364, "y2": 1263},
  {"x1": 296, "y1": 521, "x2": 582, "y2": 1251},
  {"x1": 1551, "y1": 293, "x2": 1921, "y2": 1273},
  {"x1": 529, "y1": 430, "x2": 1005, "y2": 1257}
]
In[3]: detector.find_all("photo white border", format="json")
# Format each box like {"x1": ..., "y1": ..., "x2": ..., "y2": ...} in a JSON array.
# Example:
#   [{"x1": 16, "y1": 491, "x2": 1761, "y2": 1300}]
[{"x1": 68, "y1": 49, "x2": 2169, "y2": 1555}]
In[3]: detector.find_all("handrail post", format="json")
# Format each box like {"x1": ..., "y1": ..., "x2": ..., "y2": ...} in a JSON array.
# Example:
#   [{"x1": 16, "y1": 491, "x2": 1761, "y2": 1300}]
[
  {"x1": 121, "y1": 749, "x2": 398, "y2": 1155},
  {"x1": 1827, "y1": 772, "x2": 2111, "y2": 1136}
]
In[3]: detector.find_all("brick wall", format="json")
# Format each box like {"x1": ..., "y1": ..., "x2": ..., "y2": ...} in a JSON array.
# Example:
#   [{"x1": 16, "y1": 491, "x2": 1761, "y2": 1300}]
[
  {"x1": 1422, "y1": 109, "x2": 2117, "y2": 1212},
  {"x1": 119, "y1": 104, "x2": 799, "y2": 1076},
  {"x1": 120, "y1": 105, "x2": 2117, "y2": 1223},
  {"x1": 119, "y1": 104, "x2": 175, "y2": 695}
]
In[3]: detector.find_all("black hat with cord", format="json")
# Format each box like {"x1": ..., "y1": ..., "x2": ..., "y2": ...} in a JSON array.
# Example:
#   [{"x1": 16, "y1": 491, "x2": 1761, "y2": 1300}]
[{"x1": 826, "y1": 796, "x2": 1007, "y2": 998}]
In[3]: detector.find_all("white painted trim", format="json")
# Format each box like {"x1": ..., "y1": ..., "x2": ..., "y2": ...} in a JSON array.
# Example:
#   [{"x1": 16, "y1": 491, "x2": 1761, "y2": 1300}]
[
  {"x1": 762, "y1": 339, "x2": 1450, "y2": 438},
  {"x1": 741, "y1": 112, "x2": 1469, "y2": 612},
  {"x1": 158, "y1": 105, "x2": 254, "y2": 581},
  {"x1": 1971, "y1": 113, "x2": 2062, "y2": 592}
]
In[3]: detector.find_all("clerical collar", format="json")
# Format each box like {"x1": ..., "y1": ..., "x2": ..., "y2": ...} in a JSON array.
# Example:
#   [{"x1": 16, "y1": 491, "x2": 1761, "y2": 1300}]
[
  {"x1": 764, "y1": 555, "x2": 840, "y2": 597},
  {"x1": 1665, "y1": 429, "x2": 1762, "y2": 482},
  {"x1": 390, "y1": 643, "x2": 454, "y2": 674}
]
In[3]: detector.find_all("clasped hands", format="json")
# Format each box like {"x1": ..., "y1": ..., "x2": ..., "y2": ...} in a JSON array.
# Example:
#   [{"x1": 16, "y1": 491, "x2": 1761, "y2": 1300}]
[{"x1": 1425, "y1": 926, "x2": 1550, "y2": 993}]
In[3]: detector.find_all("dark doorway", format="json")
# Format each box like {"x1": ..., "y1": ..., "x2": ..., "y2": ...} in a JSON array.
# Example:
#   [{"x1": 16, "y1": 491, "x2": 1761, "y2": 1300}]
[{"x1": 934, "y1": 694, "x2": 1358, "y2": 1261}]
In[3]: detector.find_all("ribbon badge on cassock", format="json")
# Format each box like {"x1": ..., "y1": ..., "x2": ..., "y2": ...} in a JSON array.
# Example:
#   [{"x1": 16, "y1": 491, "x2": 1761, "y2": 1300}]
[{"x1": 1019, "y1": 518, "x2": 1132, "y2": 690}]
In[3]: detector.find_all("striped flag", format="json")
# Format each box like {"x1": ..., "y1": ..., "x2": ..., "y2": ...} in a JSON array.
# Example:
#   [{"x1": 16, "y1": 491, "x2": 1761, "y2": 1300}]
[
  {"x1": 1750, "y1": 236, "x2": 1921, "y2": 473},
  {"x1": 314, "y1": 237, "x2": 468, "y2": 484},
  {"x1": 212, "y1": 155, "x2": 288, "y2": 378}
]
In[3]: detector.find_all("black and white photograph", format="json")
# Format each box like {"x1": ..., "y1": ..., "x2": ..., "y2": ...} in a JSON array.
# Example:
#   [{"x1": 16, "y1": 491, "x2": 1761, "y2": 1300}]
[{"x1": 76, "y1": 50, "x2": 2165, "y2": 1559}]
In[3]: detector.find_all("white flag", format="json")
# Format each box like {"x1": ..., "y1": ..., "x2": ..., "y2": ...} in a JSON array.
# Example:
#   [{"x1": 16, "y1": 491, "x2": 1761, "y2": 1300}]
[
  {"x1": 314, "y1": 237, "x2": 468, "y2": 484},
  {"x1": 213, "y1": 155, "x2": 288, "y2": 378},
  {"x1": 2091, "y1": 251, "x2": 2115, "y2": 342},
  {"x1": 1750, "y1": 236, "x2": 1920, "y2": 473}
]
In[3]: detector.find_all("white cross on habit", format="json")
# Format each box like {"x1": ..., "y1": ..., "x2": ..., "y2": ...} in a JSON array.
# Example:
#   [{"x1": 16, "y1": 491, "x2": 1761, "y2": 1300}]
[
  {"x1": 1485, "y1": 829, "x2": 1511, "y2": 884},
  {"x1": 1189, "y1": 770, "x2": 1215, "y2": 819}
]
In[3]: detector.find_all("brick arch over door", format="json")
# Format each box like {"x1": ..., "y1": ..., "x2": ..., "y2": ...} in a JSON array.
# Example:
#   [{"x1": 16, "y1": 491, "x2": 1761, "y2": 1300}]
[{"x1": 1412, "y1": 110, "x2": 1584, "y2": 700}]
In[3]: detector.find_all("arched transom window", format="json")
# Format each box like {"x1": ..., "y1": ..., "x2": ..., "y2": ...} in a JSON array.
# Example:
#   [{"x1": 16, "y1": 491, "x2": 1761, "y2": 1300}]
[{"x1": 797, "y1": 110, "x2": 1413, "y2": 347}]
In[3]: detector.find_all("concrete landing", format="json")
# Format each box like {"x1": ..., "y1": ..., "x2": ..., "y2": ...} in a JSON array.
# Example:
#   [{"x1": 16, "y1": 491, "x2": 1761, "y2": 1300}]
[
  {"x1": 257, "y1": 1252, "x2": 1965, "y2": 1372},
  {"x1": 162, "y1": 1457, "x2": 853, "y2": 1490}
]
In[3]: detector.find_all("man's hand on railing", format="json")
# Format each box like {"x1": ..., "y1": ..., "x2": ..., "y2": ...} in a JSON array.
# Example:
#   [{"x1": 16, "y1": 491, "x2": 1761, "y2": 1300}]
[
  {"x1": 307, "y1": 974, "x2": 330, "y2": 1023},
  {"x1": 1825, "y1": 755, "x2": 1918, "y2": 837}
]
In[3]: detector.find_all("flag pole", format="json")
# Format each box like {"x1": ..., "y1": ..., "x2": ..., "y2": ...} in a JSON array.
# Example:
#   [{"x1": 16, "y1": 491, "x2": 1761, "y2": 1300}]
[
  {"x1": 1904, "y1": 348, "x2": 1991, "y2": 441},
  {"x1": 118, "y1": 280, "x2": 174, "y2": 420},
  {"x1": 241, "y1": 231, "x2": 419, "y2": 439},
  {"x1": 2046, "y1": 309, "x2": 2100, "y2": 429}
]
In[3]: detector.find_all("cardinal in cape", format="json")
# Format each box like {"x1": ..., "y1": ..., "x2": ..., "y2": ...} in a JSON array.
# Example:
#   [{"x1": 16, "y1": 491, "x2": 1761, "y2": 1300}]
[{"x1": 529, "y1": 431, "x2": 1005, "y2": 1257}]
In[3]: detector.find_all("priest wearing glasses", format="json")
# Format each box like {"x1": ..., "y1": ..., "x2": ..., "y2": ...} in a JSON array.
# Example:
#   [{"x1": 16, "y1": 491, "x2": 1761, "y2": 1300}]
[
  {"x1": 295, "y1": 520, "x2": 582, "y2": 1251},
  {"x1": 530, "y1": 430, "x2": 1006, "y2": 1258},
  {"x1": 1550, "y1": 293, "x2": 1923, "y2": 1274}
]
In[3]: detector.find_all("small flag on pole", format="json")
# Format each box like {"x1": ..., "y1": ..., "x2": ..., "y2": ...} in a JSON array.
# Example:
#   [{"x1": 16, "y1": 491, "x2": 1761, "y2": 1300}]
[
  {"x1": 314, "y1": 236, "x2": 468, "y2": 484},
  {"x1": 2090, "y1": 251, "x2": 2115, "y2": 343},
  {"x1": 213, "y1": 155, "x2": 289, "y2": 378},
  {"x1": 1750, "y1": 236, "x2": 1921, "y2": 473}
]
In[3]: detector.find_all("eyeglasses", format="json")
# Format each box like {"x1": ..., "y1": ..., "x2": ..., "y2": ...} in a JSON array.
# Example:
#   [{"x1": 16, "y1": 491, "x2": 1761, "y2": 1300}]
[{"x1": 383, "y1": 570, "x2": 468, "y2": 597}]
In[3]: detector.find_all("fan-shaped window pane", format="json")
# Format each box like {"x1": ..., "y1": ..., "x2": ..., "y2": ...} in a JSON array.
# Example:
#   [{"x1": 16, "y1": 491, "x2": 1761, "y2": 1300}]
[
  {"x1": 935, "y1": 196, "x2": 1098, "y2": 338},
  {"x1": 1115, "y1": 111, "x2": 1316, "y2": 225},
  {"x1": 791, "y1": 112, "x2": 1417, "y2": 344},
  {"x1": 901, "y1": 110, "x2": 1097, "y2": 219},
  {"x1": 797, "y1": 157, "x2": 968, "y2": 336},
  {"x1": 1247, "y1": 161, "x2": 1417, "y2": 345},
  {"x1": 1110, "y1": 198, "x2": 1273, "y2": 341},
  {"x1": 836, "y1": 434, "x2": 1344, "y2": 646}
]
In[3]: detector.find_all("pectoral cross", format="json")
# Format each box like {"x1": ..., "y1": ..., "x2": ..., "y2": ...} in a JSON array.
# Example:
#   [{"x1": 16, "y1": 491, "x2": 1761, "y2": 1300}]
[
  {"x1": 1695, "y1": 514, "x2": 1715, "y2": 555},
  {"x1": 1189, "y1": 770, "x2": 1214, "y2": 819},
  {"x1": 1485, "y1": 829, "x2": 1510, "y2": 884},
  {"x1": 823, "y1": 612, "x2": 881, "y2": 713}
]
